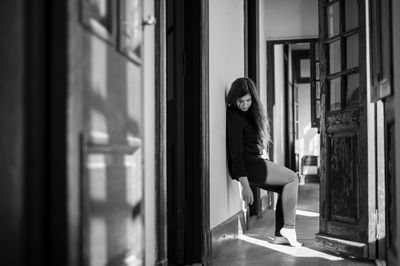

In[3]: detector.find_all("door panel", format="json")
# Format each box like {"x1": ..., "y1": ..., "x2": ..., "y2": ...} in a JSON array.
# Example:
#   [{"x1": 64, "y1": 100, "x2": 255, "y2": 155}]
[
  {"x1": 167, "y1": 0, "x2": 186, "y2": 263},
  {"x1": 81, "y1": 1, "x2": 144, "y2": 265},
  {"x1": 317, "y1": 0, "x2": 370, "y2": 250}
]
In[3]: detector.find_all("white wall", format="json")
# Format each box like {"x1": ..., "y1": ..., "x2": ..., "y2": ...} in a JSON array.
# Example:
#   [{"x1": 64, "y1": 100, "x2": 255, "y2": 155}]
[
  {"x1": 209, "y1": 0, "x2": 244, "y2": 229},
  {"x1": 265, "y1": 0, "x2": 318, "y2": 40},
  {"x1": 272, "y1": 45, "x2": 286, "y2": 165}
]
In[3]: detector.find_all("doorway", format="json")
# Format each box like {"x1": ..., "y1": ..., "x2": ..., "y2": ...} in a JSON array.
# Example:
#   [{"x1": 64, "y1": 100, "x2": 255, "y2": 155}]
[
  {"x1": 166, "y1": 0, "x2": 205, "y2": 264},
  {"x1": 266, "y1": 38, "x2": 321, "y2": 235},
  {"x1": 267, "y1": 39, "x2": 320, "y2": 181}
]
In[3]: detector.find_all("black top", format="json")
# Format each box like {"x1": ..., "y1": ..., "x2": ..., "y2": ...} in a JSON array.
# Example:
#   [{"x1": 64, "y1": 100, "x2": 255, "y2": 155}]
[{"x1": 226, "y1": 106, "x2": 264, "y2": 180}]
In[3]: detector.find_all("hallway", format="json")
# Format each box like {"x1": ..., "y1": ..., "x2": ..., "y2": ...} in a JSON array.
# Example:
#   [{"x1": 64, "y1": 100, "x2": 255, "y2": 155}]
[{"x1": 212, "y1": 183, "x2": 375, "y2": 266}]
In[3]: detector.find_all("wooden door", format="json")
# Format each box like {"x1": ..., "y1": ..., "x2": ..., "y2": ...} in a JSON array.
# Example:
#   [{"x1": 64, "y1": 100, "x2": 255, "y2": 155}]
[
  {"x1": 81, "y1": 1, "x2": 145, "y2": 265},
  {"x1": 166, "y1": 0, "x2": 204, "y2": 264},
  {"x1": 167, "y1": 0, "x2": 186, "y2": 263},
  {"x1": 317, "y1": 0, "x2": 372, "y2": 256}
]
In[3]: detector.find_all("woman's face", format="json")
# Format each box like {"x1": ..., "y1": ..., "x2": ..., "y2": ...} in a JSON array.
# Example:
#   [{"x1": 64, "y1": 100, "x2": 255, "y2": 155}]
[{"x1": 236, "y1": 93, "x2": 252, "y2": 112}]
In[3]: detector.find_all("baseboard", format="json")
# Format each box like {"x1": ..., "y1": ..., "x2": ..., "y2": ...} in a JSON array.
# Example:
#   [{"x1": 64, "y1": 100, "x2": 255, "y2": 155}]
[
  {"x1": 155, "y1": 259, "x2": 168, "y2": 266},
  {"x1": 315, "y1": 233, "x2": 368, "y2": 258},
  {"x1": 211, "y1": 210, "x2": 247, "y2": 261}
]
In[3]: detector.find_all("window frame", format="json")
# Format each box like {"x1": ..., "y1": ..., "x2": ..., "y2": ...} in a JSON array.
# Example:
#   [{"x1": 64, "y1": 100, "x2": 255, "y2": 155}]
[
  {"x1": 323, "y1": 0, "x2": 361, "y2": 112},
  {"x1": 370, "y1": 0, "x2": 393, "y2": 101}
]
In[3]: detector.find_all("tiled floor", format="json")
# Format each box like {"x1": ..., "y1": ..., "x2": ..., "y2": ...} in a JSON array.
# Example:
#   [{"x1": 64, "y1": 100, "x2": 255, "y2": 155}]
[{"x1": 212, "y1": 183, "x2": 375, "y2": 266}]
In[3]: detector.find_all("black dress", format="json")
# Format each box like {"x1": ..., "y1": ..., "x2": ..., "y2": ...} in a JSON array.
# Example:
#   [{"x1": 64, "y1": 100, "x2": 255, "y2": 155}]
[
  {"x1": 226, "y1": 106, "x2": 298, "y2": 191},
  {"x1": 226, "y1": 105, "x2": 299, "y2": 232}
]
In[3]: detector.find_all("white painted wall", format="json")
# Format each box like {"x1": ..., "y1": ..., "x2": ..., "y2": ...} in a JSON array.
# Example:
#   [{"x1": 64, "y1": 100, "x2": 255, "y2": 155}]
[
  {"x1": 273, "y1": 45, "x2": 286, "y2": 165},
  {"x1": 265, "y1": 0, "x2": 318, "y2": 40},
  {"x1": 209, "y1": 0, "x2": 244, "y2": 229}
]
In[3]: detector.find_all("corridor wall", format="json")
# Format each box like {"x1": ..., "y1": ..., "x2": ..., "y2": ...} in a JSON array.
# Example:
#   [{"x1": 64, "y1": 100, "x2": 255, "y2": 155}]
[{"x1": 209, "y1": 0, "x2": 245, "y2": 229}]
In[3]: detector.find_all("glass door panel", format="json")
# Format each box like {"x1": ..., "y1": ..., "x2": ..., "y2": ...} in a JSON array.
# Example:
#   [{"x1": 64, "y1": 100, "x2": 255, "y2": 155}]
[
  {"x1": 345, "y1": 0, "x2": 358, "y2": 31},
  {"x1": 346, "y1": 34, "x2": 359, "y2": 69},
  {"x1": 327, "y1": 3, "x2": 340, "y2": 37},
  {"x1": 346, "y1": 73, "x2": 359, "y2": 107},
  {"x1": 329, "y1": 40, "x2": 341, "y2": 74},
  {"x1": 330, "y1": 77, "x2": 342, "y2": 111}
]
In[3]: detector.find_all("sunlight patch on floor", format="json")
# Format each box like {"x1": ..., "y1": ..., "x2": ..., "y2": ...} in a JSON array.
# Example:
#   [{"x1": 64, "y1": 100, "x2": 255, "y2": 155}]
[
  {"x1": 238, "y1": 235, "x2": 343, "y2": 261},
  {"x1": 296, "y1": 209, "x2": 320, "y2": 217}
]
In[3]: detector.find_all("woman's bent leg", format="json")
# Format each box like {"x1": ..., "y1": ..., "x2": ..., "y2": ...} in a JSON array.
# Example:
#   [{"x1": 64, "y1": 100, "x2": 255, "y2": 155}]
[
  {"x1": 251, "y1": 160, "x2": 299, "y2": 229},
  {"x1": 275, "y1": 193, "x2": 284, "y2": 235}
]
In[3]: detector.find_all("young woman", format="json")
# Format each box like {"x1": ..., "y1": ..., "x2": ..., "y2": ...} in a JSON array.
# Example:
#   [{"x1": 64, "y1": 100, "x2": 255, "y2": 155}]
[{"x1": 226, "y1": 77, "x2": 302, "y2": 247}]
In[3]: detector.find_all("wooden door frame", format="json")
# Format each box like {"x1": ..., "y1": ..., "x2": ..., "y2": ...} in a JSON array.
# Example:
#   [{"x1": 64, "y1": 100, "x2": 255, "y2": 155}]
[
  {"x1": 266, "y1": 39, "x2": 318, "y2": 171},
  {"x1": 155, "y1": 0, "x2": 210, "y2": 265},
  {"x1": 316, "y1": 0, "x2": 372, "y2": 257},
  {"x1": 244, "y1": 0, "x2": 263, "y2": 218},
  {"x1": 155, "y1": 1, "x2": 167, "y2": 265}
]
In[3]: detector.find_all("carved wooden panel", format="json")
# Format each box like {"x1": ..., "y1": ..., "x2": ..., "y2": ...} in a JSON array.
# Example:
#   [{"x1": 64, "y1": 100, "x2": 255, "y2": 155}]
[
  {"x1": 318, "y1": 0, "x2": 370, "y2": 247},
  {"x1": 326, "y1": 110, "x2": 359, "y2": 132},
  {"x1": 328, "y1": 133, "x2": 358, "y2": 224}
]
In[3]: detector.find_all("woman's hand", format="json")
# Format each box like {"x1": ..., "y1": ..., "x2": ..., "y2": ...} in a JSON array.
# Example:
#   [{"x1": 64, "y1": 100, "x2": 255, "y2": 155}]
[
  {"x1": 238, "y1": 176, "x2": 254, "y2": 205},
  {"x1": 261, "y1": 149, "x2": 269, "y2": 160}
]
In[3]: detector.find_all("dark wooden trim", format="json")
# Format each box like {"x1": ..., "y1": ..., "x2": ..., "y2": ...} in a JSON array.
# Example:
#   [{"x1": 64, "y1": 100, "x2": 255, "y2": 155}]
[
  {"x1": 266, "y1": 42, "x2": 275, "y2": 160},
  {"x1": 315, "y1": 234, "x2": 368, "y2": 258},
  {"x1": 292, "y1": 50, "x2": 311, "y2": 84},
  {"x1": 244, "y1": 0, "x2": 248, "y2": 76},
  {"x1": 245, "y1": 0, "x2": 262, "y2": 218},
  {"x1": 211, "y1": 211, "x2": 247, "y2": 262},
  {"x1": 284, "y1": 45, "x2": 292, "y2": 168},
  {"x1": 155, "y1": 0, "x2": 168, "y2": 265},
  {"x1": 200, "y1": 0, "x2": 211, "y2": 265},
  {"x1": 267, "y1": 38, "x2": 319, "y2": 45},
  {"x1": 49, "y1": 1, "x2": 69, "y2": 265},
  {"x1": 326, "y1": 67, "x2": 359, "y2": 80},
  {"x1": 266, "y1": 38, "x2": 319, "y2": 172},
  {"x1": 324, "y1": 0, "x2": 340, "y2": 7},
  {"x1": 23, "y1": 1, "x2": 50, "y2": 265}
]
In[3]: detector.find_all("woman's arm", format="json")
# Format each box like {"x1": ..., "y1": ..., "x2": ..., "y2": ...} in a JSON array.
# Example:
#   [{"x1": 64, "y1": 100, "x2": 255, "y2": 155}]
[
  {"x1": 238, "y1": 176, "x2": 254, "y2": 205},
  {"x1": 226, "y1": 110, "x2": 248, "y2": 179}
]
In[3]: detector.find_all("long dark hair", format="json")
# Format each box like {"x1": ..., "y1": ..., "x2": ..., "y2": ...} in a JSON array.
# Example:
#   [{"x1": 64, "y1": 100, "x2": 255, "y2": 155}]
[{"x1": 227, "y1": 77, "x2": 271, "y2": 144}]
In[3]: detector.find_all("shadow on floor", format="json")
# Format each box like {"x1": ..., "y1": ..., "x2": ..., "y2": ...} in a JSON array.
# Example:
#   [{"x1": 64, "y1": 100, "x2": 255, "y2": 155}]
[{"x1": 212, "y1": 183, "x2": 375, "y2": 266}]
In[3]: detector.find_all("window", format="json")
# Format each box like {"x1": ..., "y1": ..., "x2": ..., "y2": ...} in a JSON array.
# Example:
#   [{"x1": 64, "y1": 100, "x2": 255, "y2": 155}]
[
  {"x1": 324, "y1": 0, "x2": 360, "y2": 111},
  {"x1": 310, "y1": 42, "x2": 321, "y2": 128},
  {"x1": 371, "y1": 0, "x2": 392, "y2": 100}
]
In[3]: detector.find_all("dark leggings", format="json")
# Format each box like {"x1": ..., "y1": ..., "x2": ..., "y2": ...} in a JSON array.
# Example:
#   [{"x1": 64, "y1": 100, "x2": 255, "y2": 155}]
[{"x1": 246, "y1": 158, "x2": 299, "y2": 234}]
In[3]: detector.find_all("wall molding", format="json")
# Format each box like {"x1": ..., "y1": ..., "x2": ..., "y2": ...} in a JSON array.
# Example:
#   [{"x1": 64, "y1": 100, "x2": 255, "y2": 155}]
[{"x1": 211, "y1": 210, "x2": 247, "y2": 262}]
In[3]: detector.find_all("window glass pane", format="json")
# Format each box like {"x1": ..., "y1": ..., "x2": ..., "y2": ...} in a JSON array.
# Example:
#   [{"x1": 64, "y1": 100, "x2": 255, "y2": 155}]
[
  {"x1": 330, "y1": 78, "x2": 341, "y2": 111},
  {"x1": 316, "y1": 81, "x2": 321, "y2": 100},
  {"x1": 300, "y1": 59, "x2": 310, "y2": 79},
  {"x1": 327, "y1": 3, "x2": 340, "y2": 37},
  {"x1": 316, "y1": 100, "x2": 321, "y2": 119},
  {"x1": 346, "y1": 34, "x2": 359, "y2": 69},
  {"x1": 346, "y1": 73, "x2": 359, "y2": 107},
  {"x1": 345, "y1": 0, "x2": 358, "y2": 31},
  {"x1": 315, "y1": 42, "x2": 320, "y2": 61},
  {"x1": 329, "y1": 40, "x2": 341, "y2": 74},
  {"x1": 316, "y1": 62, "x2": 320, "y2": 80}
]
